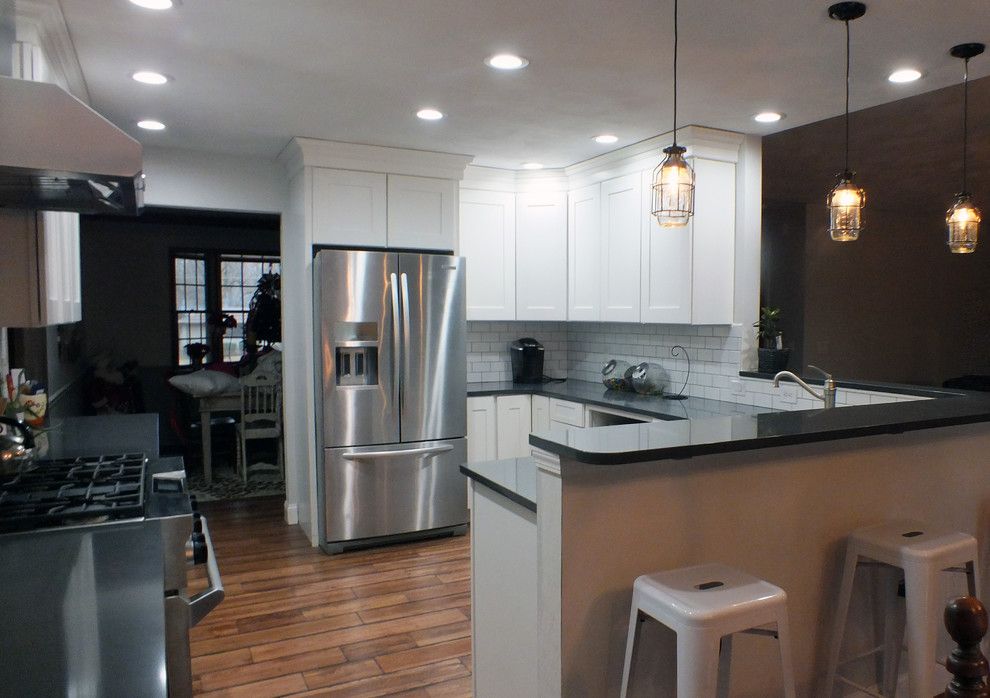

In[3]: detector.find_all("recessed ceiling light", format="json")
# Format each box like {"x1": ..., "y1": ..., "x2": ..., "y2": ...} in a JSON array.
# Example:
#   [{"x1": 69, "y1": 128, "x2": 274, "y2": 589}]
[
  {"x1": 128, "y1": 0, "x2": 173, "y2": 9},
  {"x1": 888, "y1": 68, "x2": 922, "y2": 83},
  {"x1": 594, "y1": 134, "x2": 619, "y2": 144},
  {"x1": 416, "y1": 108, "x2": 444, "y2": 121},
  {"x1": 754, "y1": 111, "x2": 783, "y2": 123},
  {"x1": 137, "y1": 119, "x2": 166, "y2": 130},
  {"x1": 132, "y1": 71, "x2": 169, "y2": 85},
  {"x1": 485, "y1": 54, "x2": 529, "y2": 70},
  {"x1": 521, "y1": 162, "x2": 543, "y2": 170}
]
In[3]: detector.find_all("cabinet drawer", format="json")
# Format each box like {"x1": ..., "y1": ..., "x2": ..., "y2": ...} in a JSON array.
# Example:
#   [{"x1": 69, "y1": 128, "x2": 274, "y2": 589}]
[{"x1": 549, "y1": 399, "x2": 585, "y2": 427}]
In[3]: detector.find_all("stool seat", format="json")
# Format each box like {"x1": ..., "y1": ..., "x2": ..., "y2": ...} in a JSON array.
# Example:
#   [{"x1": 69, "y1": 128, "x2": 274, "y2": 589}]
[
  {"x1": 850, "y1": 520, "x2": 977, "y2": 566},
  {"x1": 634, "y1": 563, "x2": 789, "y2": 629}
]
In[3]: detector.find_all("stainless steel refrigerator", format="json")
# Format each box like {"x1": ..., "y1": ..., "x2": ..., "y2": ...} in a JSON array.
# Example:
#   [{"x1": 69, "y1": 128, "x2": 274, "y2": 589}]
[{"x1": 314, "y1": 249, "x2": 468, "y2": 554}]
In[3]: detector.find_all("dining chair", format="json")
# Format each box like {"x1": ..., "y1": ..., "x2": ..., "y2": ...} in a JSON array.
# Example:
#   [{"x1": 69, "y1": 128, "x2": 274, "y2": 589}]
[{"x1": 236, "y1": 367, "x2": 283, "y2": 483}]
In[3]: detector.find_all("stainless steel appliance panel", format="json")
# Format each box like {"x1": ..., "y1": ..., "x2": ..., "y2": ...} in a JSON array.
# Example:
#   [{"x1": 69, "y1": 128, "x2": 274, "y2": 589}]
[
  {"x1": 397, "y1": 253, "x2": 467, "y2": 442},
  {"x1": 316, "y1": 250, "x2": 400, "y2": 448},
  {"x1": 0, "y1": 522, "x2": 167, "y2": 698},
  {"x1": 322, "y1": 438, "x2": 468, "y2": 545}
]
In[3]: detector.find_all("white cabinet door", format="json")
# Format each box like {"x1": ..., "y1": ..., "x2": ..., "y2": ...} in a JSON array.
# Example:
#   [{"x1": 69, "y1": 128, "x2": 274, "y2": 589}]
[
  {"x1": 311, "y1": 168, "x2": 387, "y2": 247},
  {"x1": 496, "y1": 394, "x2": 533, "y2": 459},
  {"x1": 460, "y1": 189, "x2": 516, "y2": 320},
  {"x1": 387, "y1": 174, "x2": 458, "y2": 251},
  {"x1": 567, "y1": 184, "x2": 601, "y2": 321},
  {"x1": 41, "y1": 211, "x2": 82, "y2": 325},
  {"x1": 690, "y1": 158, "x2": 736, "y2": 325},
  {"x1": 640, "y1": 169, "x2": 692, "y2": 324},
  {"x1": 600, "y1": 173, "x2": 642, "y2": 322},
  {"x1": 516, "y1": 192, "x2": 567, "y2": 321},
  {"x1": 531, "y1": 395, "x2": 550, "y2": 433},
  {"x1": 467, "y1": 396, "x2": 497, "y2": 462},
  {"x1": 549, "y1": 398, "x2": 586, "y2": 428}
]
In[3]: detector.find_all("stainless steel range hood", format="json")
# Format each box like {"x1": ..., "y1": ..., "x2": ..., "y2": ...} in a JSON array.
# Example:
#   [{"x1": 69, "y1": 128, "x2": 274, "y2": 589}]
[{"x1": 0, "y1": 76, "x2": 143, "y2": 215}]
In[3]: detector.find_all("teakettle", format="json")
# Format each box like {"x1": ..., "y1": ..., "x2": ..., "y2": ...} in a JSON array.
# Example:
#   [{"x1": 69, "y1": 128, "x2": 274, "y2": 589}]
[{"x1": 0, "y1": 416, "x2": 35, "y2": 473}]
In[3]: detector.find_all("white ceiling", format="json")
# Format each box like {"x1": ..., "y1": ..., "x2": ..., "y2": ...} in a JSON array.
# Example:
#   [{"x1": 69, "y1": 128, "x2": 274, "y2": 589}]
[{"x1": 58, "y1": 0, "x2": 990, "y2": 169}]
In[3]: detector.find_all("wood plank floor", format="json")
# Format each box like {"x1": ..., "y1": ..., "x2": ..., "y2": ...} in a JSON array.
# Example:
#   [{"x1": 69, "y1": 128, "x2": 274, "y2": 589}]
[{"x1": 190, "y1": 497, "x2": 472, "y2": 697}]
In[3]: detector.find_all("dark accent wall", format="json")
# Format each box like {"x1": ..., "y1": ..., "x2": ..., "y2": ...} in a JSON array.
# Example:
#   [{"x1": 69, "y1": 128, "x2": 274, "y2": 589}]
[{"x1": 762, "y1": 76, "x2": 990, "y2": 387}]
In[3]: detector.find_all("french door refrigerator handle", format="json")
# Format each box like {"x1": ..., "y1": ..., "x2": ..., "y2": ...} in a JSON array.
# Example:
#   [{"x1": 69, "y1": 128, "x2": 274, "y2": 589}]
[
  {"x1": 400, "y1": 272, "x2": 411, "y2": 408},
  {"x1": 186, "y1": 514, "x2": 224, "y2": 627},
  {"x1": 390, "y1": 272, "x2": 401, "y2": 405},
  {"x1": 341, "y1": 444, "x2": 454, "y2": 461}
]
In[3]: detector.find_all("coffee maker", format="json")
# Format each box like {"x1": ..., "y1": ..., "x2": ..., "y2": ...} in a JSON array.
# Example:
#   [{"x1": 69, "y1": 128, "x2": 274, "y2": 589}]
[{"x1": 510, "y1": 338, "x2": 544, "y2": 383}]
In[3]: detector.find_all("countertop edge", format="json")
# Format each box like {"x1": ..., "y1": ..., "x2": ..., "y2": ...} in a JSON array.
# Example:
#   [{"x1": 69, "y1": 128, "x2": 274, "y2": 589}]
[{"x1": 459, "y1": 463, "x2": 537, "y2": 513}]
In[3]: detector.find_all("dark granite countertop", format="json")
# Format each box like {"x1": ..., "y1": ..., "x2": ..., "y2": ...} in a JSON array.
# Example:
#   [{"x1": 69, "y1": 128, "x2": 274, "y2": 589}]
[
  {"x1": 529, "y1": 391, "x2": 990, "y2": 465},
  {"x1": 460, "y1": 457, "x2": 537, "y2": 512},
  {"x1": 35, "y1": 413, "x2": 160, "y2": 460},
  {"x1": 738, "y1": 371, "x2": 958, "y2": 399},
  {"x1": 467, "y1": 380, "x2": 776, "y2": 421}
]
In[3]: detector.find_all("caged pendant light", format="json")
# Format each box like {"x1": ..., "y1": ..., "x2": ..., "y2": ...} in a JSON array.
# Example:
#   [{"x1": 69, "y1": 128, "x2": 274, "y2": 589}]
[
  {"x1": 826, "y1": 2, "x2": 867, "y2": 241},
  {"x1": 651, "y1": 0, "x2": 694, "y2": 227},
  {"x1": 946, "y1": 42, "x2": 985, "y2": 254}
]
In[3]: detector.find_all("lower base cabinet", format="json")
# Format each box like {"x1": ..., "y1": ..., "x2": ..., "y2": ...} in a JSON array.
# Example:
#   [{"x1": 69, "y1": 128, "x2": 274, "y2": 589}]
[{"x1": 470, "y1": 480, "x2": 537, "y2": 698}]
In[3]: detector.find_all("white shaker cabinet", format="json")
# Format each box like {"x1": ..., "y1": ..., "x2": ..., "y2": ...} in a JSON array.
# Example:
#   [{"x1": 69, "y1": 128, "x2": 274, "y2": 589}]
[
  {"x1": 311, "y1": 168, "x2": 387, "y2": 248},
  {"x1": 689, "y1": 158, "x2": 736, "y2": 325},
  {"x1": 387, "y1": 174, "x2": 458, "y2": 251},
  {"x1": 466, "y1": 396, "x2": 498, "y2": 463},
  {"x1": 567, "y1": 183, "x2": 602, "y2": 321},
  {"x1": 531, "y1": 395, "x2": 550, "y2": 434},
  {"x1": 0, "y1": 209, "x2": 81, "y2": 327},
  {"x1": 600, "y1": 173, "x2": 642, "y2": 322},
  {"x1": 459, "y1": 189, "x2": 516, "y2": 321},
  {"x1": 515, "y1": 192, "x2": 567, "y2": 321},
  {"x1": 495, "y1": 395, "x2": 533, "y2": 459},
  {"x1": 640, "y1": 169, "x2": 693, "y2": 324}
]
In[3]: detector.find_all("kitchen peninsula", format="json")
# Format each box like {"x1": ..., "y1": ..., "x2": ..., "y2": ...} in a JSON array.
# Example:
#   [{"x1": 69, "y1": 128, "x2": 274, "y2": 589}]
[{"x1": 463, "y1": 383, "x2": 990, "y2": 697}]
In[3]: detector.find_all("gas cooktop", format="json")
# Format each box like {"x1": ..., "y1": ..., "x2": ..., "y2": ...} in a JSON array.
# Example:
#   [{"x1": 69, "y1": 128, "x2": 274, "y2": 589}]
[{"x1": 0, "y1": 453, "x2": 147, "y2": 533}]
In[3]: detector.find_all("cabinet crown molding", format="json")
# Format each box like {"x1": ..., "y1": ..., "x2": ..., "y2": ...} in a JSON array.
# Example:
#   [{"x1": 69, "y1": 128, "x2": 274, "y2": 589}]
[{"x1": 278, "y1": 137, "x2": 473, "y2": 181}]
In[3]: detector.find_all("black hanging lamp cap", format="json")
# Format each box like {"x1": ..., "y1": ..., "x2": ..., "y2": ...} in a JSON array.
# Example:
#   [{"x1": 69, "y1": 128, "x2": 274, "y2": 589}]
[
  {"x1": 951, "y1": 43, "x2": 985, "y2": 60},
  {"x1": 828, "y1": 2, "x2": 866, "y2": 21},
  {"x1": 663, "y1": 145, "x2": 687, "y2": 155}
]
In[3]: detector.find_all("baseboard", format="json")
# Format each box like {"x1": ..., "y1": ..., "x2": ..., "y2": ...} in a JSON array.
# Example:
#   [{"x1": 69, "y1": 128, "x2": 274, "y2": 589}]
[{"x1": 283, "y1": 500, "x2": 299, "y2": 525}]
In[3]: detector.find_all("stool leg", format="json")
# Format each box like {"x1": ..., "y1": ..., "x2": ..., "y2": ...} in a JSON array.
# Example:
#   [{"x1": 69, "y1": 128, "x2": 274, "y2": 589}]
[
  {"x1": 903, "y1": 564, "x2": 940, "y2": 698},
  {"x1": 825, "y1": 549, "x2": 860, "y2": 696},
  {"x1": 716, "y1": 635, "x2": 732, "y2": 698},
  {"x1": 676, "y1": 629, "x2": 722, "y2": 698},
  {"x1": 775, "y1": 610, "x2": 798, "y2": 698},
  {"x1": 881, "y1": 570, "x2": 905, "y2": 696},
  {"x1": 619, "y1": 601, "x2": 642, "y2": 698}
]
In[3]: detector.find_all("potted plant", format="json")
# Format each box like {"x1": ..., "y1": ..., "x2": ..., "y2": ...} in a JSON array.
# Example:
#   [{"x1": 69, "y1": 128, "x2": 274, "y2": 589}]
[{"x1": 753, "y1": 306, "x2": 791, "y2": 373}]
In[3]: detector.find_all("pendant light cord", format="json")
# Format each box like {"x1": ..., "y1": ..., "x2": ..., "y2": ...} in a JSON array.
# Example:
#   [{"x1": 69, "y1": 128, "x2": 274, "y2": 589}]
[
  {"x1": 962, "y1": 56, "x2": 970, "y2": 192},
  {"x1": 672, "y1": 0, "x2": 679, "y2": 146},
  {"x1": 844, "y1": 18, "x2": 851, "y2": 174}
]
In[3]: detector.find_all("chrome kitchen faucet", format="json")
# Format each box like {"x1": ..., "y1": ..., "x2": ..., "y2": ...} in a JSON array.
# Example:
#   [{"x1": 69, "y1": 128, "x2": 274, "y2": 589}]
[{"x1": 773, "y1": 365, "x2": 837, "y2": 409}]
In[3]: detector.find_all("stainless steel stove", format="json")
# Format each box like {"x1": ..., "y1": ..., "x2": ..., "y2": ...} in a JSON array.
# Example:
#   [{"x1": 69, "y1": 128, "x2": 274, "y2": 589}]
[{"x1": 0, "y1": 455, "x2": 223, "y2": 698}]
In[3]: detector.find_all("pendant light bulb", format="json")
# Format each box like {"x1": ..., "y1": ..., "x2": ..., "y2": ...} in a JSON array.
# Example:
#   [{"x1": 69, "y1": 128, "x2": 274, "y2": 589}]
[
  {"x1": 826, "y1": 2, "x2": 867, "y2": 242},
  {"x1": 946, "y1": 42, "x2": 985, "y2": 254},
  {"x1": 652, "y1": 0, "x2": 695, "y2": 227}
]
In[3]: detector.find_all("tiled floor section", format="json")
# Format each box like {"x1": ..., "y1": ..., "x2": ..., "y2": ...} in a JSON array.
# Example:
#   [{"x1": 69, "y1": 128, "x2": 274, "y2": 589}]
[{"x1": 190, "y1": 497, "x2": 472, "y2": 697}]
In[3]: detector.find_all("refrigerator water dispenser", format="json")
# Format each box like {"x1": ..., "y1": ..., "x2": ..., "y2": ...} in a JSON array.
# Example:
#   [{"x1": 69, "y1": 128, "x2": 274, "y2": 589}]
[{"x1": 335, "y1": 341, "x2": 378, "y2": 386}]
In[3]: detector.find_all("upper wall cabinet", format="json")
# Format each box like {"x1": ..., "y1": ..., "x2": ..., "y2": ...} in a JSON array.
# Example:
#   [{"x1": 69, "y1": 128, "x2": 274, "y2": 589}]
[
  {"x1": 567, "y1": 183, "x2": 601, "y2": 321},
  {"x1": 460, "y1": 189, "x2": 516, "y2": 321},
  {"x1": 387, "y1": 174, "x2": 458, "y2": 251},
  {"x1": 0, "y1": 209, "x2": 81, "y2": 327},
  {"x1": 600, "y1": 173, "x2": 642, "y2": 322},
  {"x1": 312, "y1": 168, "x2": 387, "y2": 247},
  {"x1": 640, "y1": 169, "x2": 692, "y2": 324},
  {"x1": 516, "y1": 191, "x2": 567, "y2": 321},
  {"x1": 688, "y1": 158, "x2": 735, "y2": 325}
]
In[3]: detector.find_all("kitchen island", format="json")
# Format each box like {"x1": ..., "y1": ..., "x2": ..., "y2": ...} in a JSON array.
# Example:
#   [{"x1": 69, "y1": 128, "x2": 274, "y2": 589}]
[{"x1": 463, "y1": 385, "x2": 990, "y2": 697}]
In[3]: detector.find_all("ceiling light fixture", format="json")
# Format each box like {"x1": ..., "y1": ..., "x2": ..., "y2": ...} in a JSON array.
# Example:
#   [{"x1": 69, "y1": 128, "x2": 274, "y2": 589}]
[
  {"x1": 946, "y1": 42, "x2": 985, "y2": 254},
  {"x1": 754, "y1": 111, "x2": 783, "y2": 123},
  {"x1": 131, "y1": 70, "x2": 169, "y2": 85},
  {"x1": 485, "y1": 54, "x2": 528, "y2": 70},
  {"x1": 651, "y1": 0, "x2": 694, "y2": 228},
  {"x1": 521, "y1": 162, "x2": 543, "y2": 170},
  {"x1": 416, "y1": 108, "x2": 444, "y2": 121},
  {"x1": 887, "y1": 68, "x2": 921, "y2": 83},
  {"x1": 137, "y1": 119, "x2": 166, "y2": 130},
  {"x1": 594, "y1": 134, "x2": 619, "y2": 144},
  {"x1": 826, "y1": 2, "x2": 867, "y2": 242},
  {"x1": 128, "y1": 0, "x2": 173, "y2": 9}
]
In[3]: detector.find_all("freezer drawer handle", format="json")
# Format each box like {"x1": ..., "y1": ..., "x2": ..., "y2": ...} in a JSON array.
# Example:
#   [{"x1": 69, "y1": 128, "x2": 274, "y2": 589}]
[
  {"x1": 187, "y1": 514, "x2": 225, "y2": 626},
  {"x1": 341, "y1": 444, "x2": 454, "y2": 461}
]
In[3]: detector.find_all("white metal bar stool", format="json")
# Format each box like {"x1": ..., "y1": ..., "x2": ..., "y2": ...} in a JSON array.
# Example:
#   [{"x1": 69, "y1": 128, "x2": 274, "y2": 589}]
[
  {"x1": 619, "y1": 563, "x2": 797, "y2": 698},
  {"x1": 824, "y1": 520, "x2": 980, "y2": 698}
]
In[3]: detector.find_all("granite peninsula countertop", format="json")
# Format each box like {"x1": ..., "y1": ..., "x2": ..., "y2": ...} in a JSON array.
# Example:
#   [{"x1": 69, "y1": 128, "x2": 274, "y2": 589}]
[
  {"x1": 529, "y1": 390, "x2": 990, "y2": 465},
  {"x1": 460, "y1": 457, "x2": 537, "y2": 512},
  {"x1": 35, "y1": 413, "x2": 160, "y2": 460},
  {"x1": 467, "y1": 380, "x2": 775, "y2": 421}
]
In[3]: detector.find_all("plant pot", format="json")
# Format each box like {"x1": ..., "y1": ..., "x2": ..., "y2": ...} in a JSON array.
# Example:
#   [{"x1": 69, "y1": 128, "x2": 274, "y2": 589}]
[{"x1": 758, "y1": 347, "x2": 791, "y2": 374}]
